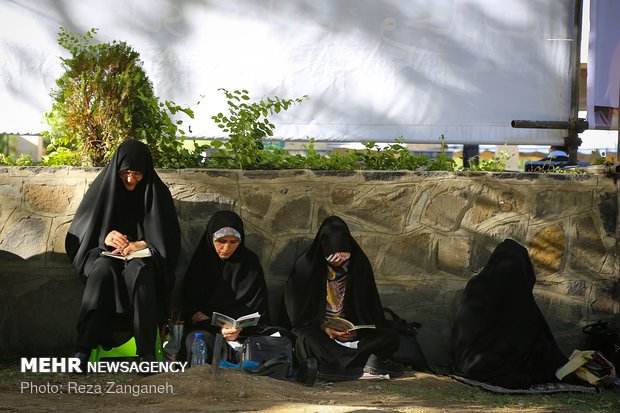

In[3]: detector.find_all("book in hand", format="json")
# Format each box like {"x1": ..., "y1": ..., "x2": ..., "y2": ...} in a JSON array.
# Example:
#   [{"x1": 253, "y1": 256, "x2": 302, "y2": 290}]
[
  {"x1": 322, "y1": 317, "x2": 376, "y2": 332},
  {"x1": 211, "y1": 311, "x2": 261, "y2": 329},
  {"x1": 101, "y1": 247, "x2": 152, "y2": 261}
]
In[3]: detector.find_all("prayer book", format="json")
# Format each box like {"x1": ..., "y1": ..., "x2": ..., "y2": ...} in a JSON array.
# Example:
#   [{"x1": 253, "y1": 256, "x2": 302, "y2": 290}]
[
  {"x1": 211, "y1": 311, "x2": 261, "y2": 329},
  {"x1": 101, "y1": 247, "x2": 152, "y2": 261},
  {"x1": 322, "y1": 317, "x2": 376, "y2": 332}
]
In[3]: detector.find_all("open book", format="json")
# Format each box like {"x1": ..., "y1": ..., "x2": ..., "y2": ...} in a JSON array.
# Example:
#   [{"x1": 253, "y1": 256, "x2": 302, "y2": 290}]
[
  {"x1": 101, "y1": 247, "x2": 152, "y2": 261},
  {"x1": 322, "y1": 317, "x2": 376, "y2": 332},
  {"x1": 211, "y1": 311, "x2": 261, "y2": 329}
]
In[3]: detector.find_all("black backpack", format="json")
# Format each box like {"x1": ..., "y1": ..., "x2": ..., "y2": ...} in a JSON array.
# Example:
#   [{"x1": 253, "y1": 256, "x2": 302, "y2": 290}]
[
  {"x1": 583, "y1": 320, "x2": 620, "y2": 371},
  {"x1": 383, "y1": 307, "x2": 430, "y2": 372}
]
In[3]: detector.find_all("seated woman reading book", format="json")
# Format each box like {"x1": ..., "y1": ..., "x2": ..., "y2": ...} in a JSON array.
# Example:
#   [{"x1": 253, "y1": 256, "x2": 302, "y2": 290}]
[
  {"x1": 283, "y1": 215, "x2": 404, "y2": 382},
  {"x1": 66, "y1": 140, "x2": 181, "y2": 370},
  {"x1": 180, "y1": 210, "x2": 270, "y2": 364}
]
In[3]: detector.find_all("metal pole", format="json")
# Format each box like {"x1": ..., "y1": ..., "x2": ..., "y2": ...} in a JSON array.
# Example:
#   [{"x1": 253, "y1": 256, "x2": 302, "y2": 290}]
[
  {"x1": 615, "y1": 18, "x2": 620, "y2": 319},
  {"x1": 568, "y1": 0, "x2": 584, "y2": 165},
  {"x1": 617, "y1": 79, "x2": 620, "y2": 316},
  {"x1": 511, "y1": 120, "x2": 587, "y2": 131}
]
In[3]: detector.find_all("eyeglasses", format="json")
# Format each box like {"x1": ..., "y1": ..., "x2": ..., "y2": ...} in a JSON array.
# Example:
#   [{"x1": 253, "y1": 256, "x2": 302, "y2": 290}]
[{"x1": 118, "y1": 170, "x2": 144, "y2": 181}]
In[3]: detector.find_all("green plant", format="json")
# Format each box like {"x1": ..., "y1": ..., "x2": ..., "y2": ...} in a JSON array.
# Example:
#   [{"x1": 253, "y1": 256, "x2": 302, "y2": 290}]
[
  {"x1": 426, "y1": 134, "x2": 456, "y2": 171},
  {"x1": 547, "y1": 165, "x2": 587, "y2": 174},
  {"x1": 135, "y1": 98, "x2": 201, "y2": 169},
  {"x1": 210, "y1": 89, "x2": 307, "y2": 169},
  {"x1": 254, "y1": 136, "x2": 455, "y2": 171},
  {"x1": 465, "y1": 150, "x2": 512, "y2": 172},
  {"x1": 0, "y1": 134, "x2": 11, "y2": 156},
  {"x1": 301, "y1": 140, "x2": 359, "y2": 170},
  {"x1": 43, "y1": 27, "x2": 197, "y2": 167},
  {"x1": 0, "y1": 153, "x2": 33, "y2": 166},
  {"x1": 0, "y1": 134, "x2": 35, "y2": 165},
  {"x1": 592, "y1": 151, "x2": 608, "y2": 165},
  {"x1": 257, "y1": 143, "x2": 307, "y2": 169},
  {"x1": 355, "y1": 138, "x2": 429, "y2": 171}
]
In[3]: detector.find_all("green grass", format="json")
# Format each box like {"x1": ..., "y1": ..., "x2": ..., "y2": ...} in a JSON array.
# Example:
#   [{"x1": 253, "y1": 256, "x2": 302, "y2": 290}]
[{"x1": 386, "y1": 376, "x2": 620, "y2": 412}]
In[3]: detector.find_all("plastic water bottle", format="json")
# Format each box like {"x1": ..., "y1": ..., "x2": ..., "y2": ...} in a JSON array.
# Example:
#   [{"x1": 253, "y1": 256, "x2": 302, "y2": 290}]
[{"x1": 190, "y1": 332, "x2": 206, "y2": 367}]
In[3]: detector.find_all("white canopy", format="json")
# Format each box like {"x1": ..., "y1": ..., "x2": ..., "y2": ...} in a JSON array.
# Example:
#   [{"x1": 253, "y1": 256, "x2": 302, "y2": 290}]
[{"x1": 0, "y1": 0, "x2": 576, "y2": 145}]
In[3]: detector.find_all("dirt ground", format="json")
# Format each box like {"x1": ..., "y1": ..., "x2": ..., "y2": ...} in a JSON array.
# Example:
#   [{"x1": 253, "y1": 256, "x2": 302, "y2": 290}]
[{"x1": 2, "y1": 363, "x2": 619, "y2": 413}]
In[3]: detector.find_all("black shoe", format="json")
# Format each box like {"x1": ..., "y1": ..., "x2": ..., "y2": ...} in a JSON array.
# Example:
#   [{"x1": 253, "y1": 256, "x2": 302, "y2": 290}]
[
  {"x1": 317, "y1": 363, "x2": 363, "y2": 382},
  {"x1": 363, "y1": 354, "x2": 404, "y2": 378},
  {"x1": 73, "y1": 352, "x2": 89, "y2": 375},
  {"x1": 294, "y1": 357, "x2": 318, "y2": 386},
  {"x1": 301, "y1": 358, "x2": 318, "y2": 387},
  {"x1": 137, "y1": 354, "x2": 156, "y2": 376},
  {"x1": 140, "y1": 354, "x2": 156, "y2": 362}
]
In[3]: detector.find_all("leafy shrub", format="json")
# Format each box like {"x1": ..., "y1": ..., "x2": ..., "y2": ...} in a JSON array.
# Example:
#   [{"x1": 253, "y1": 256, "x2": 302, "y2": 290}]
[
  {"x1": 355, "y1": 139, "x2": 429, "y2": 170},
  {"x1": 426, "y1": 135, "x2": 456, "y2": 171},
  {"x1": 210, "y1": 89, "x2": 307, "y2": 169},
  {"x1": 43, "y1": 28, "x2": 196, "y2": 167},
  {"x1": 467, "y1": 150, "x2": 512, "y2": 172},
  {"x1": 0, "y1": 153, "x2": 33, "y2": 166}
]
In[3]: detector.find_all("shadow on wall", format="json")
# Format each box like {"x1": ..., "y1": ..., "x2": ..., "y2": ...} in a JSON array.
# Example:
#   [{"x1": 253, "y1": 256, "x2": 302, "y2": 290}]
[
  {"x1": 171, "y1": 197, "x2": 465, "y2": 365},
  {"x1": 1, "y1": 193, "x2": 606, "y2": 364},
  {"x1": 170, "y1": 197, "x2": 602, "y2": 368},
  {"x1": 171, "y1": 198, "x2": 314, "y2": 328},
  {"x1": 0, "y1": 250, "x2": 82, "y2": 357},
  {"x1": 0, "y1": 197, "x2": 315, "y2": 358}
]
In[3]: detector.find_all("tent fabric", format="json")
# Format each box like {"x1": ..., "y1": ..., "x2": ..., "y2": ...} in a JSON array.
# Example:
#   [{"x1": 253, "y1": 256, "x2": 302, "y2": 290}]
[{"x1": 1, "y1": 0, "x2": 572, "y2": 145}]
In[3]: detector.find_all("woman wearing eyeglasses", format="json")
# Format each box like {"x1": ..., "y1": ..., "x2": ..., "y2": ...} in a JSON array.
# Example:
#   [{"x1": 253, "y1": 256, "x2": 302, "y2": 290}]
[{"x1": 66, "y1": 140, "x2": 180, "y2": 371}]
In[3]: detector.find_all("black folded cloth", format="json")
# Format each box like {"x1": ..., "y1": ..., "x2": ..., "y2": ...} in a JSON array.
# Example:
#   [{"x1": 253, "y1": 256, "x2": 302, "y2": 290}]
[
  {"x1": 363, "y1": 354, "x2": 405, "y2": 377},
  {"x1": 317, "y1": 363, "x2": 364, "y2": 382}
]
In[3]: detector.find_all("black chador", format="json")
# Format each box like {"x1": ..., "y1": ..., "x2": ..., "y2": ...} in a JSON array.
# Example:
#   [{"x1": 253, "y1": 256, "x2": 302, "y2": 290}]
[
  {"x1": 181, "y1": 210, "x2": 269, "y2": 362},
  {"x1": 66, "y1": 140, "x2": 180, "y2": 358},
  {"x1": 283, "y1": 216, "x2": 400, "y2": 373},
  {"x1": 451, "y1": 239, "x2": 567, "y2": 388}
]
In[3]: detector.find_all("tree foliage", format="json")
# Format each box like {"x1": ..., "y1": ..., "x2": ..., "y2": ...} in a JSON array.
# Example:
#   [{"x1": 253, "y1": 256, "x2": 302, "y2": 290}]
[{"x1": 43, "y1": 28, "x2": 196, "y2": 167}]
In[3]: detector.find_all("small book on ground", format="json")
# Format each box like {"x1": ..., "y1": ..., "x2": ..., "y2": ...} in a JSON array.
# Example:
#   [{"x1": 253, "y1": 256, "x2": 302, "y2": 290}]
[
  {"x1": 211, "y1": 311, "x2": 261, "y2": 329},
  {"x1": 322, "y1": 317, "x2": 376, "y2": 332},
  {"x1": 101, "y1": 248, "x2": 152, "y2": 261}
]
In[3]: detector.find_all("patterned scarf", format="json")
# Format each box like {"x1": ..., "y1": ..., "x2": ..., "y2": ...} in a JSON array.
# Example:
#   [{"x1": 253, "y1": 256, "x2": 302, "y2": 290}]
[{"x1": 325, "y1": 261, "x2": 349, "y2": 318}]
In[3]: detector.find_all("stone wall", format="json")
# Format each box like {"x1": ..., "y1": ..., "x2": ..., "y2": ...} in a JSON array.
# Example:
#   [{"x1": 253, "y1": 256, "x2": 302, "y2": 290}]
[{"x1": 0, "y1": 167, "x2": 618, "y2": 364}]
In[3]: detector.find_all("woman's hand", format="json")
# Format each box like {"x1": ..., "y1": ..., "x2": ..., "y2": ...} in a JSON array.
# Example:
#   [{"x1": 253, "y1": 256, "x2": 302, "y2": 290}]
[
  {"x1": 191, "y1": 311, "x2": 209, "y2": 323},
  {"x1": 221, "y1": 326, "x2": 242, "y2": 341},
  {"x1": 326, "y1": 252, "x2": 351, "y2": 267},
  {"x1": 323, "y1": 326, "x2": 357, "y2": 342},
  {"x1": 105, "y1": 230, "x2": 129, "y2": 251},
  {"x1": 120, "y1": 240, "x2": 147, "y2": 256}
]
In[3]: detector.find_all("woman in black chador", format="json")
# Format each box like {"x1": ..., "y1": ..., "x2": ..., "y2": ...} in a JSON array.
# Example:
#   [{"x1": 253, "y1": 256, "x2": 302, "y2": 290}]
[
  {"x1": 284, "y1": 216, "x2": 404, "y2": 381},
  {"x1": 181, "y1": 210, "x2": 270, "y2": 363},
  {"x1": 451, "y1": 239, "x2": 567, "y2": 388},
  {"x1": 66, "y1": 140, "x2": 180, "y2": 365}
]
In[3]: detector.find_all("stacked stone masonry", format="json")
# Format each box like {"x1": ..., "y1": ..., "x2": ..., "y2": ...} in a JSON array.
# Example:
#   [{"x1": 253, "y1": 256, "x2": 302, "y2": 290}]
[{"x1": 0, "y1": 167, "x2": 618, "y2": 364}]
